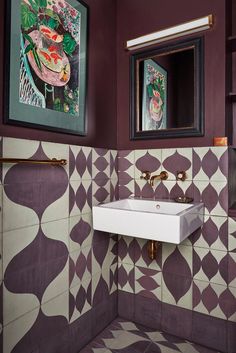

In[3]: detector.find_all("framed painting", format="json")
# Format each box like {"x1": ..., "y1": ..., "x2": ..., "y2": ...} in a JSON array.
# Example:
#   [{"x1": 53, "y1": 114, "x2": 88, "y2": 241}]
[
  {"x1": 5, "y1": 0, "x2": 88, "y2": 135},
  {"x1": 142, "y1": 59, "x2": 167, "y2": 131}
]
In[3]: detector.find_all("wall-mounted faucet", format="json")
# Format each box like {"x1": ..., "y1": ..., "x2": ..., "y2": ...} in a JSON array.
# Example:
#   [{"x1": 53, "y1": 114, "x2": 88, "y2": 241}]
[{"x1": 140, "y1": 170, "x2": 168, "y2": 186}]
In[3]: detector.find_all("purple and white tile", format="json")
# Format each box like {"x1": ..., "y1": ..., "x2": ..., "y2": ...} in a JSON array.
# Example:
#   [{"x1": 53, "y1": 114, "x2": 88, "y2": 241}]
[
  {"x1": 134, "y1": 149, "x2": 161, "y2": 180},
  {"x1": 135, "y1": 266, "x2": 162, "y2": 300},
  {"x1": 193, "y1": 248, "x2": 228, "y2": 286},
  {"x1": 193, "y1": 147, "x2": 228, "y2": 182},
  {"x1": 162, "y1": 148, "x2": 192, "y2": 181},
  {"x1": 191, "y1": 215, "x2": 228, "y2": 252}
]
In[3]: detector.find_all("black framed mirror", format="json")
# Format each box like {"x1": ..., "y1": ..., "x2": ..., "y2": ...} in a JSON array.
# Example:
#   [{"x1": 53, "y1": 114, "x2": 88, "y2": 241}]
[{"x1": 130, "y1": 37, "x2": 204, "y2": 140}]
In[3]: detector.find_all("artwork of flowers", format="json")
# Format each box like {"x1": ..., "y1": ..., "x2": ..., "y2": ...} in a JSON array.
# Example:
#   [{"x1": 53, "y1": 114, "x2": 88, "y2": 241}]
[
  {"x1": 142, "y1": 59, "x2": 167, "y2": 131},
  {"x1": 5, "y1": 0, "x2": 87, "y2": 135}
]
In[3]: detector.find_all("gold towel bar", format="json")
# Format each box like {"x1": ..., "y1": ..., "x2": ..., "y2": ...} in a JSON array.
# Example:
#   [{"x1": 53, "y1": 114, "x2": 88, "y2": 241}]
[{"x1": 0, "y1": 158, "x2": 67, "y2": 166}]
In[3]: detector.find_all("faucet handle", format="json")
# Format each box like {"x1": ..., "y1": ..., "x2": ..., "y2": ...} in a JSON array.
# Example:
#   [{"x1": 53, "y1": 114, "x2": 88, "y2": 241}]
[
  {"x1": 140, "y1": 171, "x2": 151, "y2": 181},
  {"x1": 176, "y1": 171, "x2": 187, "y2": 181}
]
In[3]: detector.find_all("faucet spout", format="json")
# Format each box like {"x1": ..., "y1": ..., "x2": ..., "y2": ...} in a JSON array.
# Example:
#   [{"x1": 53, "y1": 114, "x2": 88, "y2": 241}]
[{"x1": 150, "y1": 171, "x2": 168, "y2": 186}]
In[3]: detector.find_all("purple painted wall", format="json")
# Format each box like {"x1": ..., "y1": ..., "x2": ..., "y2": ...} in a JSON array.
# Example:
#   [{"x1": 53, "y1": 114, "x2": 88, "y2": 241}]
[
  {"x1": 0, "y1": 0, "x2": 117, "y2": 149},
  {"x1": 117, "y1": 0, "x2": 226, "y2": 149}
]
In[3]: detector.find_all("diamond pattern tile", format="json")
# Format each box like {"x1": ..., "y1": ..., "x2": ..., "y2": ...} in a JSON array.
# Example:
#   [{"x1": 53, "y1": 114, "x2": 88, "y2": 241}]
[
  {"x1": 135, "y1": 266, "x2": 162, "y2": 300},
  {"x1": 229, "y1": 217, "x2": 236, "y2": 252},
  {"x1": 81, "y1": 318, "x2": 221, "y2": 353},
  {"x1": 193, "y1": 147, "x2": 228, "y2": 182},
  {"x1": 193, "y1": 248, "x2": 228, "y2": 285},
  {"x1": 191, "y1": 215, "x2": 228, "y2": 251},
  {"x1": 118, "y1": 263, "x2": 135, "y2": 293}
]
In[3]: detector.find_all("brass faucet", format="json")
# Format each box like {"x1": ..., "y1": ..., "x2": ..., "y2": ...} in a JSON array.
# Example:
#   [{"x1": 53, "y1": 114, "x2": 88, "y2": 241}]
[{"x1": 149, "y1": 171, "x2": 168, "y2": 186}]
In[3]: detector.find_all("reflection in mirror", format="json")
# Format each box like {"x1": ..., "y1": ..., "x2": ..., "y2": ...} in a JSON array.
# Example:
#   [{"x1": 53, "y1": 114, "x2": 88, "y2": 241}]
[{"x1": 130, "y1": 37, "x2": 204, "y2": 140}]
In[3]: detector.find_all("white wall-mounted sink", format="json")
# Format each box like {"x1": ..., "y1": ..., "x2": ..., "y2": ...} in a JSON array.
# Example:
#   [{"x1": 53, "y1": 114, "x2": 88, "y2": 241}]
[{"x1": 92, "y1": 198, "x2": 204, "y2": 244}]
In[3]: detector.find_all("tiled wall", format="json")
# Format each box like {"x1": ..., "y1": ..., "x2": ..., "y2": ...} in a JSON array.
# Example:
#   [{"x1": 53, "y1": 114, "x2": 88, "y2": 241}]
[
  {"x1": 1, "y1": 140, "x2": 236, "y2": 353},
  {"x1": 0, "y1": 137, "x2": 118, "y2": 353},
  {"x1": 117, "y1": 147, "x2": 236, "y2": 353}
]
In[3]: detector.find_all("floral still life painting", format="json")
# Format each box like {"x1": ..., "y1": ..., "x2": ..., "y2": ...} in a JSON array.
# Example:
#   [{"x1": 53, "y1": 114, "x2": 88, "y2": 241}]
[
  {"x1": 5, "y1": 0, "x2": 88, "y2": 135},
  {"x1": 142, "y1": 59, "x2": 167, "y2": 131}
]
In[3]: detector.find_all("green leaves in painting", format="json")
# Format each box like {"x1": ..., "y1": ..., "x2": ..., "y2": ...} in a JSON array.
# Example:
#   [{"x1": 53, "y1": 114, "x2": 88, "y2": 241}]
[
  {"x1": 21, "y1": 4, "x2": 37, "y2": 30},
  {"x1": 23, "y1": 33, "x2": 42, "y2": 72},
  {"x1": 39, "y1": 0, "x2": 47, "y2": 8},
  {"x1": 44, "y1": 8, "x2": 61, "y2": 29},
  {"x1": 147, "y1": 84, "x2": 154, "y2": 98},
  {"x1": 63, "y1": 33, "x2": 77, "y2": 56}
]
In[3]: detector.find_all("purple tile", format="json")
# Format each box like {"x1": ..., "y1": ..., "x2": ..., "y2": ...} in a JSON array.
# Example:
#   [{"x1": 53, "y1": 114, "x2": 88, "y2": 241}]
[
  {"x1": 118, "y1": 290, "x2": 135, "y2": 321},
  {"x1": 118, "y1": 236, "x2": 136, "y2": 263},
  {"x1": 134, "y1": 180, "x2": 154, "y2": 199},
  {"x1": 163, "y1": 150, "x2": 192, "y2": 177},
  {"x1": 39, "y1": 327, "x2": 69, "y2": 353},
  {"x1": 228, "y1": 321, "x2": 236, "y2": 353},
  {"x1": 161, "y1": 303, "x2": 192, "y2": 341},
  {"x1": 91, "y1": 297, "x2": 114, "y2": 337},
  {"x1": 144, "y1": 343, "x2": 162, "y2": 353},
  {"x1": 69, "y1": 310, "x2": 92, "y2": 353},
  {"x1": 135, "y1": 152, "x2": 161, "y2": 174},
  {"x1": 134, "y1": 295, "x2": 161, "y2": 330},
  {"x1": 162, "y1": 272, "x2": 192, "y2": 304},
  {"x1": 192, "y1": 312, "x2": 227, "y2": 352},
  {"x1": 162, "y1": 246, "x2": 192, "y2": 277}
]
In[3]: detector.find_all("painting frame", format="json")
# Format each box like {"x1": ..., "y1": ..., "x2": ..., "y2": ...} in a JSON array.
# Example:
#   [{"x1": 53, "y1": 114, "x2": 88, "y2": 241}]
[{"x1": 4, "y1": 0, "x2": 88, "y2": 136}]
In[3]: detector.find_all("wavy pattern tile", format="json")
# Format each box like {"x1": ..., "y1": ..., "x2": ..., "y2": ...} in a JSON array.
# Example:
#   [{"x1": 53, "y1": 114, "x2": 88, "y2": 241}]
[{"x1": 0, "y1": 137, "x2": 118, "y2": 353}]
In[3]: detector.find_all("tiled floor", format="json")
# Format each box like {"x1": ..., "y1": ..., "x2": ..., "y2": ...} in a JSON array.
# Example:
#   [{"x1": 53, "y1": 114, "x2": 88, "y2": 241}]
[{"x1": 80, "y1": 318, "x2": 220, "y2": 353}]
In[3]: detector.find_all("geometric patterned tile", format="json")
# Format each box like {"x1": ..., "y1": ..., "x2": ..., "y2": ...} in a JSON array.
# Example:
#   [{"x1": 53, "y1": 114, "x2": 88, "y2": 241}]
[
  {"x1": 118, "y1": 263, "x2": 135, "y2": 293},
  {"x1": 69, "y1": 277, "x2": 92, "y2": 323},
  {"x1": 92, "y1": 233, "x2": 117, "y2": 275},
  {"x1": 118, "y1": 150, "x2": 135, "y2": 180},
  {"x1": 134, "y1": 149, "x2": 161, "y2": 180},
  {"x1": 159, "y1": 180, "x2": 194, "y2": 200},
  {"x1": 191, "y1": 215, "x2": 228, "y2": 252},
  {"x1": 162, "y1": 148, "x2": 193, "y2": 181},
  {"x1": 78, "y1": 319, "x2": 222, "y2": 353},
  {"x1": 69, "y1": 245, "x2": 91, "y2": 289},
  {"x1": 228, "y1": 252, "x2": 236, "y2": 287},
  {"x1": 69, "y1": 145, "x2": 92, "y2": 181},
  {"x1": 162, "y1": 244, "x2": 192, "y2": 277},
  {"x1": 118, "y1": 235, "x2": 136, "y2": 265},
  {"x1": 92, "y1": 148, "x2": 110, "y2": 181},
  {"x1": 193, "y1": 279, "x2": 228, "y2": 320},
  {"x1": 119, "y1": 179, "x2": 135, "y2": 200},
  {"x1": 134, "y1": 179, "x2": 154, "y2": 199},
  {"x1": 162, "y1": 272, "x2": 193, "y2": 309},
  {"x1": 193, "y1": 147, "x2": 228, "y2": 182},
  {"x1": 92, "y1": 268, "x2": 110, "y2": 307},
  {"x1": 69, "y1": 213, "x2": 93, "y2": 253},
  {"x1": 229, "y1": 217, "x2": 236, "y2": 252},
  {"x1": 135, "y1": 266, "x2": 162, "y2": 300},
  {"x1": 110, "y1": 150, "x2": 118, "y2": 180},
  {"x1": 193, "y1": 181, "x2": 228, "y2": 217},
  {"x1": 92, "y1": 179, "x2": 110, "y2": 206},
  {"x1": 69, "y1": 179, "x2": 92, "y2": 216},
  {"x1": 193, "y1": 248, "x2": 228, "y2": 285}
]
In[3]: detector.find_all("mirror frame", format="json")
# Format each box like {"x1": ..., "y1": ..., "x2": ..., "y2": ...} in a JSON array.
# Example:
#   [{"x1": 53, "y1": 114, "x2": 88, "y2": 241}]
[{"x1": 130, "y1": 36, "x2": 204, "y2": 140}]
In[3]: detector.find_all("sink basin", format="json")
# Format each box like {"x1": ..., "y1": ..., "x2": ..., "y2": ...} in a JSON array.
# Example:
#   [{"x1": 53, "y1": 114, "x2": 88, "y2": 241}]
[{"x1": 92, "y1": 198, "x2": 204, "y2": 244}]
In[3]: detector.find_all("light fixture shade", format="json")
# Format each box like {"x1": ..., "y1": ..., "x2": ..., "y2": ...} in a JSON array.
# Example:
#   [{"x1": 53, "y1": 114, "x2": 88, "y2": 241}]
[{"x1": 126, "y1": 15, "x2": 213, "y2": 50}]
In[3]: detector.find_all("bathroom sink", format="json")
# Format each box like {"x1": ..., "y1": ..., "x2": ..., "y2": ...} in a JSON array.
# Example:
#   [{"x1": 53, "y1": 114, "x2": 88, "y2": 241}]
[{"x1": 92, "y1": 198, "x2": 204, "y2": 244}]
